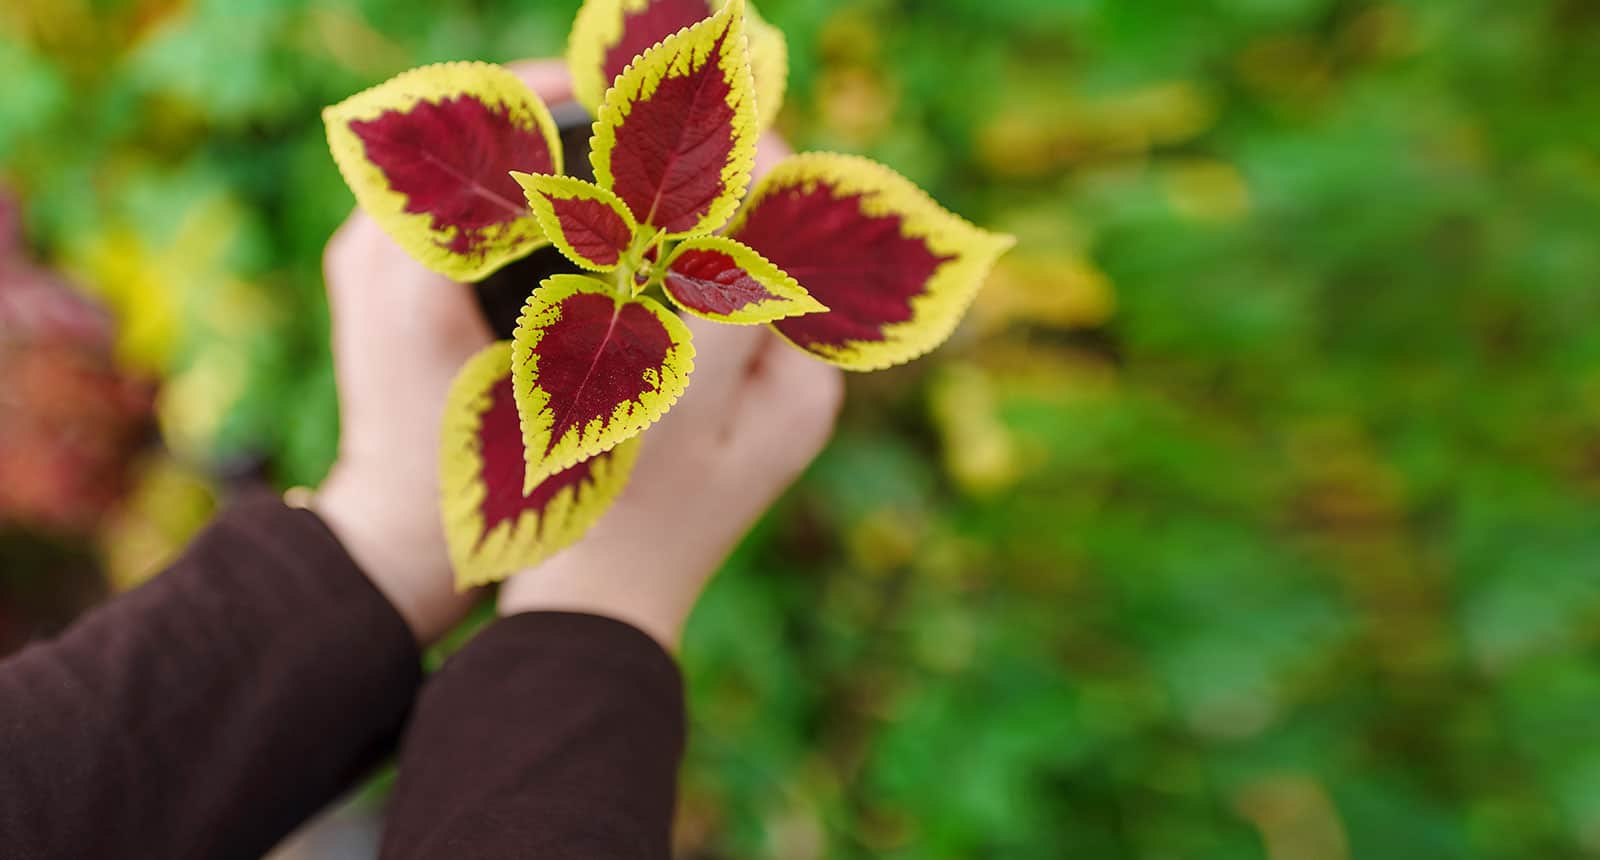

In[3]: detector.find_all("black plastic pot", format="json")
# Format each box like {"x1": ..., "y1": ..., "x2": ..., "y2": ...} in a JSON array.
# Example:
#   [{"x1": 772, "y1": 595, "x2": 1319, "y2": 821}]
[{"x1": 471, "y1": 101, "x2": 596, "y2": 340}]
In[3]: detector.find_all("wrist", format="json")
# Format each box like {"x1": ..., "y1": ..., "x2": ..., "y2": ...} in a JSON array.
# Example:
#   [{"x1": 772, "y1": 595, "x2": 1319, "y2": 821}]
[
  {"x1": 496, "y1": 545, "x2": 704, "y2": 653},
  {"x1": 315, "y1": 462, "x2": 475, "y2": 645}
]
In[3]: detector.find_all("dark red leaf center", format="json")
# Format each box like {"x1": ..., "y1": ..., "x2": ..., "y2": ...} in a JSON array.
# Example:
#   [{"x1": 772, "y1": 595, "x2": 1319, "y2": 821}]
[
  {"x1": 665, "y1": 247, "x2": 780, "y2": 314},
  {"x1": 609, "y1": 28, "x2": 739, "y2": 232},
  {"x1": 350, "y1": 96, "x2": 553, "y2": 255},
  {"x1": 734, "y1": 185, "x2": 953, "y2": 348},
  {"x1": 550, "y1": 196, "x2": 634, "y2": 266},
  {"x1": 476, "y1": 376, "x2": 602, "y2": 541},
  {"x1": 536, "y1": 292, "x2": 676, "y2": 453}
]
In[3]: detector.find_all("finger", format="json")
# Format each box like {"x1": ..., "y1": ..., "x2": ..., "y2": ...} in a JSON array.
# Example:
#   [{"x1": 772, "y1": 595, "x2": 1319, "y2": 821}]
[
  {"x1": 504, "y1": 59, "x2": 574, "y2": 105},
  {"x1": 751, "y1": 131, "x2": 792, "y2": 184}
]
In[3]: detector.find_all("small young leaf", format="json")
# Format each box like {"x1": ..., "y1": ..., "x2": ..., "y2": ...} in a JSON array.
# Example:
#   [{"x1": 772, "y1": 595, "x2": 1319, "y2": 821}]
[
  {"x1": 662, "y1": 235, "x2": 825, "y2": 324},
  {"x1": 324, "y1": 62, "x2": 562, "y2": 282},
  {"x1": 512, "y1": 173, "x2": 638, "y2": 271},
  {"x1": 729, "y1": 153, "x2": 1016, "y2": 370},
  {"x1": 567, "y1": 0, "x2": 788, "y2": 131},
  {"x1": 512, "y1": 274, "x2": 693, "y2": 488},
  {"x1": 440, "y1": 342, "x2": 641, "y2": 589},
  {"x1": 590, "y1": 0, "x2": 757, "y2": 237}
]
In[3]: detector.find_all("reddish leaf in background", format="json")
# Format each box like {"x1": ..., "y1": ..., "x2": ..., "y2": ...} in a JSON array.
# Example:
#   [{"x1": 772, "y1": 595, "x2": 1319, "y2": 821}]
[
  {"x1": 591, "y1": 0, "x2": 756, "y2": 236},
  {"x1": 602, "y1": 0, "x2": 712, "y2": 85},
  {"x1": 350, "y1": 97, "x2": 554, "y2": 255},
  {"x1": 0, "y1": 230, "x2": 152, "y2": 534}
]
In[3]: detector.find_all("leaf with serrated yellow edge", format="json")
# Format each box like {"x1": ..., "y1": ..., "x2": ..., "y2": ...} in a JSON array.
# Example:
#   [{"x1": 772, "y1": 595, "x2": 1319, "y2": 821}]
[
  {"x1": 440, "y1": 342, "x2": 642, "y2": 588},
  {"x1": 512, "y1": 274, "x2": 693, "y2": 489},
  {"x1": 661, "y1": 235, "x2": 825, "y2": 324},
  {"x1": 590, "y1": 0, "x2": 758, "y2": 237},
  {"x1": 513, "y1": 173, "x2": 639, "y2": 272},
  {"x1": 566, "y1": 0, "x2": 787, "y2": 131},
  {"x1": 729, "y1": 152, "x2": 1017, "y2": 371},
  {"x1": 745, "y1": 6, "x2": 788, "y2": 131},
  {"x1": 324, "y1": 62, "x2": 563, "y2": 282}
]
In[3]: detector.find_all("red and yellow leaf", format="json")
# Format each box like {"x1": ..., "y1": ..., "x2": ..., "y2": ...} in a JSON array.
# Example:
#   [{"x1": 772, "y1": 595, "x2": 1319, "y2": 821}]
[
  {"x1": 512, "y1": 274, "x2": 693, "y2": 488},
  {"x1": 589, "y1": 0, "x2": 758, "y2": 237},
  {"x1": 440, "y1": 342, "x2": 641, "y2": 589},
  {"x1": 513, "y1": 173, "x2": 639, "y2": 271},
  {"x1": 567, "y1": 0, "x2": 787, "y2": 130},
  {"x1": 729, "y1": 152, "x2": 1016, "y2": 370},
  {"x1": 661, "y1": 235, "x2": 824, "y2": 324},
  {"x1": 324, "y1": 62, "x2": 562, "y2": 282}
]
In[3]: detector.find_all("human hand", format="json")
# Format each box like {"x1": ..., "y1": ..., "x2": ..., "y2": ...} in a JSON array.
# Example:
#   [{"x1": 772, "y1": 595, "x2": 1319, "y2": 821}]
[
  {"x1": 315, "y1": 61, "x2": 575, "y2": 645},
  {"x1": 497, "y1": 127, "x2": 845, "y2": 651},
  {"x1": 313, "y1": 212, "x2": 489, "y2": 646}
]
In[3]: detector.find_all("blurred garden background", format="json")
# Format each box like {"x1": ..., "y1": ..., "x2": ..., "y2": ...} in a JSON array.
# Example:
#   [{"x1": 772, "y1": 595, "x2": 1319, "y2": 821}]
[{"x1": 5, "y1": 0, "x2": 1600, "y2": 857}]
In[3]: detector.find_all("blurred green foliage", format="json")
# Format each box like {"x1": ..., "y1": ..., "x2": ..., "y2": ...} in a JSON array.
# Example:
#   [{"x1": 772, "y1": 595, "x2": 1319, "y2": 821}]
[{"x1": 6, "y1": 0, "x2": 1600, "y2": 857}]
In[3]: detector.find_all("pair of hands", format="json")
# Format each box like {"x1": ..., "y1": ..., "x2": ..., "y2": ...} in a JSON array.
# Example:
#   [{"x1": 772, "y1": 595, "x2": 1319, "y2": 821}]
[{"x1": 314, "y1": 61, "x2": 842, "y2": 650}]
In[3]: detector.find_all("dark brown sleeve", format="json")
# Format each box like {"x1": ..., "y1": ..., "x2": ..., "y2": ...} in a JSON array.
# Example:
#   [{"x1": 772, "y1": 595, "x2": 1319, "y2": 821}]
[
  {"x1": 381, "y1": 611, "x2": 685, "y2": 860},
  {"x1": 0, "y1": 491, "x2": 422, "y2": 860}
]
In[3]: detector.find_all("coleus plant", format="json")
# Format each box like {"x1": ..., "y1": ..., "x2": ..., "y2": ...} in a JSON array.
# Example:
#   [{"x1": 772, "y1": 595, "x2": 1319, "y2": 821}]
[{"x1": 323, "y1": 0, "x2": 1014, "y2": 588}]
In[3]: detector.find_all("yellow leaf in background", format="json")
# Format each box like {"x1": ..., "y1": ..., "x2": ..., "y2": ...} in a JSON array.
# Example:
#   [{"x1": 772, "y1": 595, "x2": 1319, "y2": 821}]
[
  {"x1": 100, "y1": 454, "x2": 217, "y2": 591},
  {"x1": 203, "y1": 274, "x2": 280, "y2": 339},
  {"x1": 1234, "y1": 35, "x2": 1331, "y2": 104},
  {"x1": 970, "y1": 252, "x2": 1116, "y2": 335},
  {"x1": 809, "y1": 10, "x2": 896, "y2": 147},
  {"x1": 1165, "y1": 158, "x2": 1252, "y2": 224},
  {"x1": 976, "y1": 81, "x2": 1215, "y2": 178},
  {"x1": 65, "y1": 197, "x2": 252, "y2": 377},
  {"x1": 1, "y1": 0, "x2": 89, "y2": 48},
  {"x1": 68, "y1": 229, "x2": 180, "y2": 374},
  {"x1": 2, "y1": 0, "x2": 188, "y2": 60},
  {"x1": 978, "y1": 341, "x2": 1119, "y2": 404},
  {"x1": 157, "y1": 344, "x2": 247, "y2": 463},
  {"x1": 928, "y1": 362, "x2": 1020, "y2": 498},
  {"x1": 815, "y1": 66, "x2": 898, "y2": 148},
  {"x1": 303, "y1": 6, "x2": 408, "y2": 77},
  {"x1": 1338, "y1": 5, "x2": 1416, "y2": 63},
  {"x1": 816, "y1": 7, "x2": 880, "y2": 65},
  {"x1": 1232, "y1": 774, "x2": 1350, "y2": 860},
  {"x1": 846, "y1": 508, "x2": 925, "y2": 573}
]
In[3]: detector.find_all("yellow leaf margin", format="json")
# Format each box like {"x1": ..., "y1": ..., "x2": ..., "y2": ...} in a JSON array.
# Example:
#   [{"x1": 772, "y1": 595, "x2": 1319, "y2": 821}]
[
  {"x1": 324, "y1": 62, "x2": 563, "y2": 282},
  {"x1": 566, "y1": 0, "x2": 788, "y2": 131},
  {"x1": 512, "y1": 173, "x2": 640, "y2": 272},
  {"x1": 512, "y1": 274, "x2": 694, "y2": 490},
  {"x1": 589, "y1": 0, "x2": 758, "y2": 237},
  {"x1": 662, "y1": 235, "x2": 826, "y2": 324},
  {"x1": 730, "y1": 152, "x2": 1018, "y2": 371},
  {"x1": 439, "y1": 341, "x2": 642, "y2": 589}
]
